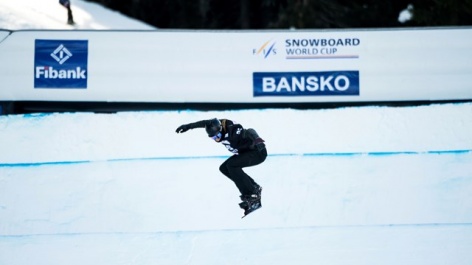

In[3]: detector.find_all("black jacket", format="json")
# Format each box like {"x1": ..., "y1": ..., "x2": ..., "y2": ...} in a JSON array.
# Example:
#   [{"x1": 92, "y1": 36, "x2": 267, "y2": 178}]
[{"x1": 188, "y1": 119, "x2": 265, "y2": 155}]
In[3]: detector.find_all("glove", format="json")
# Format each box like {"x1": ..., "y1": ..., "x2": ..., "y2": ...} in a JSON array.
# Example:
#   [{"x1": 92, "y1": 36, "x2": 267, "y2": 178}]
[{"x1": 176, "y1": 124, "x2": 190, "y2": 133}]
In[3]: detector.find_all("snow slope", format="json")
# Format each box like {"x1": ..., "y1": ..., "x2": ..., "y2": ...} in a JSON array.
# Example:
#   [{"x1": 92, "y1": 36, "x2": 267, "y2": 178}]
[
  {"x1": 0, "y1": 104, "x2": 472, "y2": 264},
  {"x1": 0, "y1": 0, "x2": 156, "y2": 30},
  {"x1": 2, "y1": 104, "x2": 471, "y2": 165}
]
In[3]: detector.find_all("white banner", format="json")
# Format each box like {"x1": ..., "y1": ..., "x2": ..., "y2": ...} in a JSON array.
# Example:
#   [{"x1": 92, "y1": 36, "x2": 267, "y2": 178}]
[{"x1": 0, "y1": 28, "x2": 471, "y2": 102}]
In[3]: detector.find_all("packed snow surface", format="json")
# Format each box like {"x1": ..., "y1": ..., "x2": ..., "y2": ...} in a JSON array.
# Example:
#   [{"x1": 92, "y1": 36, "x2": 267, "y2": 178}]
[{"x1": 1, "y1": 103, "x2": 471, "y2": 265}]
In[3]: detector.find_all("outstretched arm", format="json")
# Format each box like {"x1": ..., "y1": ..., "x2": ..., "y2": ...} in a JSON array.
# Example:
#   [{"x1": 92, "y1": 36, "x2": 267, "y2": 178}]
[{"x1": 175, "y1": 120, "x2": 209, "y2": 133}]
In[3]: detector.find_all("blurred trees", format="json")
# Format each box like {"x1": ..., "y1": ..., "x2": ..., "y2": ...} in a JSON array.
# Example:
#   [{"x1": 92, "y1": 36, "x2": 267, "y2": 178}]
[{"x1": 85, "y1": 0, "x2": 472, "y2": 29}]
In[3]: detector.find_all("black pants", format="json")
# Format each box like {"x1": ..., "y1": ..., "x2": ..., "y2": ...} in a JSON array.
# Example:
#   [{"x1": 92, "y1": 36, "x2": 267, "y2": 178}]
[
  {"x1": 67, "y1": 7, "x2": 74, "y2": 24},
  {"x1": 219, "y1": 147, "x2": 267, "y2": 196}
]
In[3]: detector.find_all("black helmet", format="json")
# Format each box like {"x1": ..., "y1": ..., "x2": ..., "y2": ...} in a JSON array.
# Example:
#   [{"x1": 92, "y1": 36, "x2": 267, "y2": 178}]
[{"x1": 205, "y1": 118, "x2": 221, "y2": 137}]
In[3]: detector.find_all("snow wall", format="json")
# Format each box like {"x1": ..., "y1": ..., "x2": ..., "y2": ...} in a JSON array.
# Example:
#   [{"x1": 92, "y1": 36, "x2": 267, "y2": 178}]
[{"x1": 1, "y1": 103, "x2": 471, "y2": 235}]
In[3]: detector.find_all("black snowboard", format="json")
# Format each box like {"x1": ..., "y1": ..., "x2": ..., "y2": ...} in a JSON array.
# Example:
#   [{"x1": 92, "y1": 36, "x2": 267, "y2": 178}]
[{"x1": 241, "y1": 200, "x2": 262, "y2": 218}]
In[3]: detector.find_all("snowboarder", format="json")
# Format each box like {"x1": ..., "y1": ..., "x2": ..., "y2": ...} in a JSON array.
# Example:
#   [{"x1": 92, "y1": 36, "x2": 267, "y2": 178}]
[
  {"x1": 59, "y1": 0, "x2": 75, "y2": 25},
  {"x1": 176, "y1": 118, "x2": 267, "y2": 216}
]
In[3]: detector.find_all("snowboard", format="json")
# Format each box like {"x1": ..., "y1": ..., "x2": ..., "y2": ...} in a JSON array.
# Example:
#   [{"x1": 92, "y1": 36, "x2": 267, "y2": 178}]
[
  {"x1": 241, "y1": 200, "x2": 262, "y2": 219},
  {"x1": 241, "y1": 204, "x2": 262, "y2": 218}
]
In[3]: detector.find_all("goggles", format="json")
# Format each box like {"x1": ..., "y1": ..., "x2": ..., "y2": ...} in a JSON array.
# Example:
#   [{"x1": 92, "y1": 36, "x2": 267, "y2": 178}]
[{"x1": 210, "y1": 132, "x2": 222, "y2": 140}]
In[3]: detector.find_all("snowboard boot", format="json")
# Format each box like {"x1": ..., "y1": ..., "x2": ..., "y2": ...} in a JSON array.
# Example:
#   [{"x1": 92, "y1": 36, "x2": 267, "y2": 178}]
[
  {"x1": 253, "y1": 184, "x2": 262, "y2": 197},
  {"x1": 239, "y1": 193, "x2": 262, "y2": 212},
  {"x1": 239, "y1": 200, "x2": 249, "y2": 210},
  {"x1": 241, "y1": 197, "x2": 262, "y2": 216}
]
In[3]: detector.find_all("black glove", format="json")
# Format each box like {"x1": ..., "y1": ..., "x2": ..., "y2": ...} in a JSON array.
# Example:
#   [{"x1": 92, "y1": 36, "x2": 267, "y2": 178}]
[{"x1": 176, "y1": 124, "x2": 190, "y2": 133}]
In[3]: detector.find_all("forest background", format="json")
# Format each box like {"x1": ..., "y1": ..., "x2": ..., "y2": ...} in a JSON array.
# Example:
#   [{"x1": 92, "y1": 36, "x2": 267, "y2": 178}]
[{"x1": 85, "y1": 0, "x2": 472, "y2": 29}]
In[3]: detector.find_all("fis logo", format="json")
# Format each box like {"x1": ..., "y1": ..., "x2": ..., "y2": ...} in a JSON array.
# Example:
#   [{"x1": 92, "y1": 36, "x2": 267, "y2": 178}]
[
  {"x1": 253, "y1": 71, "x2": 359, "y2": 96},
  {"x1": 253, "y1": 40, "x2": 276, "y2": 58},
  {"x1": 34, "y1": 39, "x2": 88, "y2": 89}
]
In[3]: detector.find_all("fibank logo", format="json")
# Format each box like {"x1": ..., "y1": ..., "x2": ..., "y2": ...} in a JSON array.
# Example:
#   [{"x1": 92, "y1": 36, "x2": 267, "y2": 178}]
[
  {"x1": 50, "y1": 44, "x2": 72, "y2": 64},
  {"x1": 253, "y1": 40, "x2": 276, "y2": 58},
  {"x1": 253, "y1": 71, "x2": 359, "y2": 96},
  {"x1": 34, "y1": 39, "x2": 88, "y2": 89}
]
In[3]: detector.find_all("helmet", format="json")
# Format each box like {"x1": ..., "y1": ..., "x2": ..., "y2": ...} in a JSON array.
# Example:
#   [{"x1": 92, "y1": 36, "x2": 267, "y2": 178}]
[{"x1": 205, "y1": 118, "x2": 221, "y2": 137}]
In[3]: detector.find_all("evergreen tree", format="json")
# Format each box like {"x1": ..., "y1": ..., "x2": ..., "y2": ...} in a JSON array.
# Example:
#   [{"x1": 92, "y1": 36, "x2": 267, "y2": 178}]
[{"x1": 84, "y1": 0, "x2": 472, "y2": 29}]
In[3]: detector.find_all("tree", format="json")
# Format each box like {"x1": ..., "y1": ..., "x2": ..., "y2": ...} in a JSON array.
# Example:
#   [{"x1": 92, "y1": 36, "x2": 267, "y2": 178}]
[
  {"x1": 409, "y1": 0, "x2": 472, "y2": 26},
  {"x1": 84, "y1": 0, "x2": 472, "y2": 29}
]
